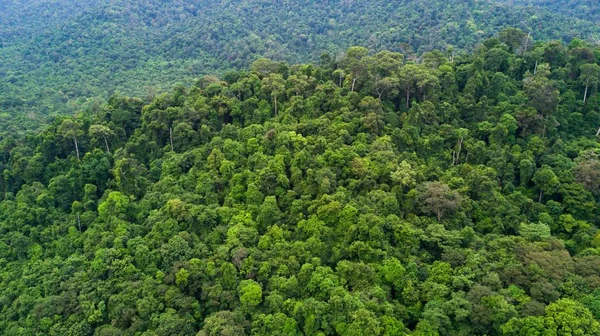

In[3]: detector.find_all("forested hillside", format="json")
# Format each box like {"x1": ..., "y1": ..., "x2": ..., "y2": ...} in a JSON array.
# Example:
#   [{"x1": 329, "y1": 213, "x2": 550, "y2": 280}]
[
  {"x1": 1, "y1": 30, "x2": 600, "y2": 335},
  {"x1": 1, "y1": 0, "x2": 599, "y2": 132}
]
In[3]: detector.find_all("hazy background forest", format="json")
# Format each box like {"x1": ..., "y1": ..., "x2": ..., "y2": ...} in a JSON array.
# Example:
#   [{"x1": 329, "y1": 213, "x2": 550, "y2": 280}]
[{"x1": 0, "y1": 0, "x2": 599, "y2": 133}]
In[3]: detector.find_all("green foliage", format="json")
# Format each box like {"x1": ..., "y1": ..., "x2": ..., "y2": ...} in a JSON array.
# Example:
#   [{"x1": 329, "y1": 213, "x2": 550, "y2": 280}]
[
  {"x1": 0, "y1": 34, "x2": 600, "y2": 335},
  {"x1": 238, "y1": 280, "x2": 263, "y2": 308}
]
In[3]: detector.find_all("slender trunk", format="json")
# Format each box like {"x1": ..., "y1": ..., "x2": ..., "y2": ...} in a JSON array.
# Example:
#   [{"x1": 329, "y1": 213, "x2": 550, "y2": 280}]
[
  {"x1": 77, "y1": 213, "x2": 81, "y2": 232},
  {"x1": 406, "y1": 87, "x2": 410, "y2": 109},
  {"x1": 538, "y1": 190, "x2": 543, "y2": 202},
  {"x1": 453, "y1": 136, "x2": 463, "y2": 165},
  {"x1": 339, "y1": 74, "x2": 343, "y2": 87},
  {"x1": 73, "y1": 136, "x2": 80, "y2": 160},
  {"x1": 274, "y1": 95, "x2": 278, "y2": 116},
  {"x1": 534, "y1": 61, "x2": 538, "y2": 75},
  {"x1": 584, "y1": 85, "x2": 589, "y2": 104},
  {"x1": 521, "y1": 32, "x2": 531, "y2": 55},
  {"x1": 102, "y1": 135, "x2": 110, "y2": 154},
  {"x1": 437, "y1": 211, "x2": 442, "y2": 222},
  {"x1": 351, "y1": 77, "x2": 357, "y2": 92},
  {"x1": 595, "y1": 125, "x2": 600, "y2": 136},
  {"x1": 169, "y1": 127, "x2": 174, "y2": 151},
  {"x1": 542, "y1": 114, "x2": 548, "y2": 137}
]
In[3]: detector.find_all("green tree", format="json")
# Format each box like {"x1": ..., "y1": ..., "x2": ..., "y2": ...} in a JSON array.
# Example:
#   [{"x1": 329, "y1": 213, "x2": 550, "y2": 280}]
[
  {"x1": 59, "y1": 118, "x2": 83, "y2": 160},
  {"x1": 580, "y1": 63, "x2": 600, "y2": 104},
  {"x1": 342, "y1": 46, "x2": 371, "y2": 92},
  {"x1": 532, "y1": 165, "x2": 559, "y2": 202},
  {"x1": 238, "y1": 279, "x2": 263, "y2": 308},
  {"x1": 89, "y1": 124, "x2": 114, "y2": 153},
  {"x1": 523, "y1": 63, "x2": 559, "y2": 134},
  {"x1": 262, "y1": 74, "x2": 286, "y2": 116}
]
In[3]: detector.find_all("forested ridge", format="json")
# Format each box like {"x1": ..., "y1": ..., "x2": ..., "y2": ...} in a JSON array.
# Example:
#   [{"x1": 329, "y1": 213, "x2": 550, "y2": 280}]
[
  {"x1": 1, "y1": 29, "x2": 600, "y2": 335},
  {"x1": 1, "y1": 0, "x2": 600, "y2": 133}
]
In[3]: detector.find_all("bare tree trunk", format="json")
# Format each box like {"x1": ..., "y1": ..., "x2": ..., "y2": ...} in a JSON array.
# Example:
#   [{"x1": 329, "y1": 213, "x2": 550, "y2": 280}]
[
  {"x1": 534, "y1": 61, "x2": 538, "y2": 75},
  {"x1": 339, "y1": 73, "x2": 343, "y2": 87},
  {"x1": 169, "y1": 127, "x2": 174, "y2": 151},
  {"x1": 542, "y1": 114, "x2": 548, "y2": 138},
  {"x1": 584, "y1": 85, "x2": 589, "y2": 104},
  {"x1": 103, "y1": 135, "x2": 110, "y2": 154},
  {"x1": 77, "y1": 213, "x2": 81, "y2": 232},
  {"x1": 538, "y1": 190, "x2": 543, "y2": 202},
  {"x1": 453, "y1": 136, "x2": 463, "y2": 165},
  {"x1": 521, "y1": 32, "x2": 531, "y2": 55},
  {"x1": 73, "y1": 137, "x2": 80, "y2": 160},
  {"x1": 351, "y1": 77, "x2": 357, "y2": 92},
  {"x1": 595, "y1": 125, "x2": 600, "y2": 136},
  {"x1": 274, "y1": 95, "x2": 278, "y2": 116},
  {"x1": 406, "y1": 88, "x2": 410, "y2": 108}
]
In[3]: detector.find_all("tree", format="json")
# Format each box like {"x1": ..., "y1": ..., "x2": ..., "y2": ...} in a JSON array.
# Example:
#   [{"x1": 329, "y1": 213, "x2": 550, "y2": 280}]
[
  {"x1": 342, "y1": 46, "x2": 370, "y2": 92},
  {"x1": 418, "y1": 181, "x2": 463, "y2": 221},
  {"x1": 342, "y1": 309, "x2": 383, "y2": 336},
  {"x1": 113, "y1": 156, "x2": 148, "y2": 197},
  {"x1": 532, "y1": 165, "x2": 559, "y2": 202},
  {"x1": 59, "y1": 118, "x2": 83, "y2": 160},
  {"x1": 251, "y1": 58, "x2": 283, "y2": 78},
  {"x1": 498, "y1": 28, "x2": 528, "y2": 54},
  {"x1": 262, "y1": 74, "x2": 286, "y2": 116},
  {"x1": 256, "y1": 196, "x2": 282, "y2": 232},
  {"x1": 452, "y1": 128, "x2": 468, "y2": 165},
  {"x1": 390, "y1": 161, "x2": 417, "y2": 189},
  {"x1": 415, "y1": 68, "x2": 440, "y2": 102},
  {"x1": 398, "y1": 64, "x2": 419, "y2": 108},
  {"x1": 89, "y1": 124, "x2": 114, "y2": 153},
  {"x1": 371, "y1": 50, "x2": 404, "y2": 77},
  {"x1": 573, "y1": 153, "x2": 600, "y2": 195},
  {"x1": 580, "y1": 63, "x2": 600, "y2": 104},
  {"x1": 373, "y1": 76, "x2": 399, "y2": 100},
  {"x1": 502, "y1": 299, "x2": 600, "y2": 335},
  {"x1": 200, "y1": 311, "x2": 248, "y2": 336},
  {"x1": 522, "y1": 63, "x2": 559, "y2": 135},
  {"x1": 518, "y1": 222, "x2": 551, "y2": 241},
  {"x1": 238, "y1": 279, "x2": 262, "y2": 308},
  {"x1": 251, "y1": 313, "x2": 301, "y2": 336}
]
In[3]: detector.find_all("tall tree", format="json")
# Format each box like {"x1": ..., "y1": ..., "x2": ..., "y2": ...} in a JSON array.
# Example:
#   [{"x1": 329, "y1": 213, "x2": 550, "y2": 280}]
[
  {"x1": 418, "y1": 181, "x2": 463, "y2": 222},
  {"x1": 58, "y1": 119, "x2": 83, "y2": 160},
  {"x1": 532, "y1": 165, "x2": 559, "y2": 202},
  {"x1": 523, "y1": 63, "x2": 560, "y2": 135},
  {"x1": 580, "y1": 63, "x2": 600, "y2": 104},
  {"x1": 89, "y1": 124, "x2": 114, "y2": 153},
  {"x1": 398, "y1": 64, "x2": 420, "y2": 108},
  {"x1": 262, "y1": 74, "x2": 286, "y2": 116},
  {"x1": 342, "y1": 46, "x2": 371, "y2": 92}
]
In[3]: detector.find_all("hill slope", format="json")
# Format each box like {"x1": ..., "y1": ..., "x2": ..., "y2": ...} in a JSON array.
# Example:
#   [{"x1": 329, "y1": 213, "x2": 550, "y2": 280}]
[{"x1": 1, "y1": 34, "x2": 600, "y2": 334}]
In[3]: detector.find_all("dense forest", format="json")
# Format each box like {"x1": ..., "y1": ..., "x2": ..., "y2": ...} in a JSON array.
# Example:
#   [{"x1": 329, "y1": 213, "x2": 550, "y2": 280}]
[
  {"x1": 1, "y1": 0, "x2": 600, "y2": 133},
  {"x1": 1, "y1": 28, "x2": 600, "y2": 335}
]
